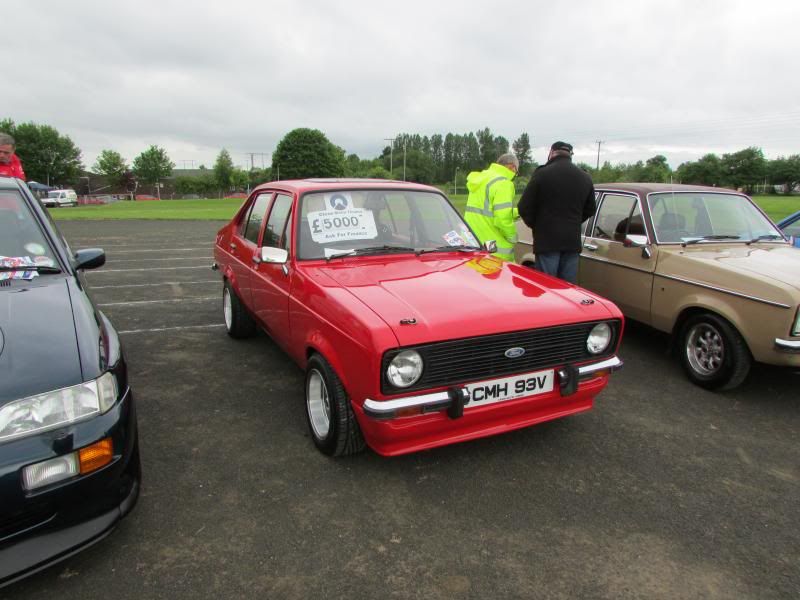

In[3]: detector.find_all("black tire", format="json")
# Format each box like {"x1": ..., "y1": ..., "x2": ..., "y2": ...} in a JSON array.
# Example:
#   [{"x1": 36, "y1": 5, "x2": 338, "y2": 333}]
[
  {"x1": 305, "y1": 354, "x2": 365, "y2": 456},
  {"x1": 222, "y1": 280, "x2": 256, "y2": 339},
  {"x1": 679, "y1": 313, "x2": 751, "y2": 391}
]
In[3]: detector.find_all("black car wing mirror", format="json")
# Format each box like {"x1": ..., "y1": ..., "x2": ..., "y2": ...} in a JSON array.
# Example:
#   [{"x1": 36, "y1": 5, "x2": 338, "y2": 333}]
[{"x1": 73, "y1": 248, "x2": 106, "y2": 270}]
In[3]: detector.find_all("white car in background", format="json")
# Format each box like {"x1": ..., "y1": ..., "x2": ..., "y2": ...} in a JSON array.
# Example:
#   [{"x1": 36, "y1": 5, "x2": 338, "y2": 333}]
[{"x1": 44, "y1": 189, "x2": 78, "y2": 207}]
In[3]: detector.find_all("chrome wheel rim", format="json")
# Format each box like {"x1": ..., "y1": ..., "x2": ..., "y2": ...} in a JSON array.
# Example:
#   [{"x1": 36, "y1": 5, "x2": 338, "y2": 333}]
[
  {"x1": 686, "y1": 322, "x2": 724, "y2": 376},
  {"x1": 307, "y1": 369, "x2": 331, "y2": 439},
  {"x1": 223, "y1": 288, "x2": 233, "y2": 331}
]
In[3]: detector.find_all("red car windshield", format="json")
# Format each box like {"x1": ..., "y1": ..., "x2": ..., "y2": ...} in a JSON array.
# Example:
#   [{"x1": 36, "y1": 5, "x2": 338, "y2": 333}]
[{"x1": 296, "y1": 189, "x2": 478, "y2": 259}]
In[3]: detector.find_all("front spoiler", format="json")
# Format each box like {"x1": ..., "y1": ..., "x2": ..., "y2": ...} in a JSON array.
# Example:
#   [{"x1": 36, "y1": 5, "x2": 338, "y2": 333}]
[{"x1": 363, "y1": 356, "x2": 623, "y2": 420}]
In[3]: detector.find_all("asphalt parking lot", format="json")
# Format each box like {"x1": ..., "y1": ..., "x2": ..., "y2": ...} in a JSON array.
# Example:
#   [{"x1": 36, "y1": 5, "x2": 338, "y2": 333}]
[{"x1": 6, "y1": 219, "x2": 799, "y2": 599}]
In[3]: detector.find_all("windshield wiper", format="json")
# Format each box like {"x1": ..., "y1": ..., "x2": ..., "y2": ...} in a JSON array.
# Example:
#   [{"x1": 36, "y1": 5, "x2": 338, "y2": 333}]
[
  {"x1": 0, "y1": 265, "x2": 61, "y2": 273},
  {"x1": 415, "y1": 245, "x2": 482, "y2": 255},
  {"x1": 325, "y1": 245, "x2": 416, "y2": 261},
  {"x1": 682, "y1": 235, "x2": 741, "y2": 246},
  {"x1": 746, "y1": 234, "x2": 784, "y2": 245}
]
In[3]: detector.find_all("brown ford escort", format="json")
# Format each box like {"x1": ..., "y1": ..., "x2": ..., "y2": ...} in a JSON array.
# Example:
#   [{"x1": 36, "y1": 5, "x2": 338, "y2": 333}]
[{"x1": 515, "y1": 183, "x2": 800, "y2": 390}]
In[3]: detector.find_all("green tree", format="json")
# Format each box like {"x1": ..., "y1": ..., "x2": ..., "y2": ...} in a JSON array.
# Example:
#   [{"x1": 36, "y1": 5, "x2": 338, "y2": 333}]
[
  {"x1": 213, "y1": 148, "x2": 235, "y2": 194},
  {"x1": 0, "y1": 119, "x2": 83, "y2": 185},
  {"x1": 230, "y1": 168, "x2": 250, "y2": 191},
  {"x1": 676, "y1": 154, "x2": 723, "y2": 186},
  {"x1": 93, "y1": 149, "x2": 128, "y2": 188},
  {"x1": 640, "y1": 155, "x2": 671, "y2": 183},
  {"x1": 767, "y1": 155, "x2": 800, "y2": 193},
  {"x1": 512, "y1": 133, "x2": 533, "y2": 176},
  {"x1": 271, "y1": 128, "x2": 345, "y2": 179},
  {"x1": 721, "y1": 147, "x2": 766, "y2": 192},
  {"x1": 132, "y1": 145, "x2": 174, "y2": 195}
]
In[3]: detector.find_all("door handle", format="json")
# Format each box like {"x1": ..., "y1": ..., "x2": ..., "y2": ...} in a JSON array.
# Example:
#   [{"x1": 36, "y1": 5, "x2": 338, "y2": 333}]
[
  {"x1": 583, "y1": 243, "x2": 598, "y2": 251},
  {"x1": 229, "y1": 242, "x2": 237, "y2": 251}
]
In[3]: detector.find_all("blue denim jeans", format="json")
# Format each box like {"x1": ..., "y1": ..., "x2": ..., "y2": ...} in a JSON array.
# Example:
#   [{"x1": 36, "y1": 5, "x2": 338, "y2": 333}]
[{"x1": 534, "y1": 251, "x2": 579, "y2": 283}]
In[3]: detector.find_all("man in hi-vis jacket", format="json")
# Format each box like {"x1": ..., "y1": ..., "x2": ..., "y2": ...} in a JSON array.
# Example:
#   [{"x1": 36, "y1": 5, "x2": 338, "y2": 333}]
[{"x1": 464, "y1": 153, "x2": 519, "y2": 261}]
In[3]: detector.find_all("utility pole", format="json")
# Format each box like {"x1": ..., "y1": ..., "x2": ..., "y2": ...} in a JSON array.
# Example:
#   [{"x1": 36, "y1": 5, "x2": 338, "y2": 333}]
[
  {"x1": 384, "y1": 138, "x2": 395, "y2": 178},
  {"x1": 595, "y1": 140, "x2": 604, "y2": 170},
  {"x1": 246, "y1": 153, "x2": 268, "y2": 170}
]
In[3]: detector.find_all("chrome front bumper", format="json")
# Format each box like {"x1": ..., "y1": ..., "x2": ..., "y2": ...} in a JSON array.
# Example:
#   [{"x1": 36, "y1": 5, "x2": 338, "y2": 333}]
[
  {"x1": 363, "y1": 356, "x2": 623, "y2": 420},
  {"x1": 775, "y1": 338, "x2": 800, "y2": 352}
]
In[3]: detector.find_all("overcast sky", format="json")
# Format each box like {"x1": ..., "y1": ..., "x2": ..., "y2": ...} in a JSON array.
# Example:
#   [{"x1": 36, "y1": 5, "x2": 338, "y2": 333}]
[{"x1": 4, "y1": 0, "x2": 798, "y2": 171}]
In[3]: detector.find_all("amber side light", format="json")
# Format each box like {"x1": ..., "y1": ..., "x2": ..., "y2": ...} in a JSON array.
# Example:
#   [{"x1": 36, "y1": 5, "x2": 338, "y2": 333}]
[{"x1": 79, "y1": 438, "x2": 114, "y2": 474}]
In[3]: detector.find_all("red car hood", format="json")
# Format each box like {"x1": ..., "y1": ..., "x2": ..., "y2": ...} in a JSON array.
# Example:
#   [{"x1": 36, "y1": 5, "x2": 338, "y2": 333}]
[{"x1": 316, "y1": 254, "x2": 619, "y2": 346}]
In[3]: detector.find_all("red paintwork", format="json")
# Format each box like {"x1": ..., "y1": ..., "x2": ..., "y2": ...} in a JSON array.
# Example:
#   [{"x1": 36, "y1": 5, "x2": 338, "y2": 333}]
[{"x1": 214, "y1": 180, "x2": 625, "y2": 456}]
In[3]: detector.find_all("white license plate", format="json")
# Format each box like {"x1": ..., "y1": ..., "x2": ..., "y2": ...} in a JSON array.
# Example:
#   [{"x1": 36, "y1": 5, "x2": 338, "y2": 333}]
[{"x1": 465, "y1": 369, "x2": 554, "y2": 408}]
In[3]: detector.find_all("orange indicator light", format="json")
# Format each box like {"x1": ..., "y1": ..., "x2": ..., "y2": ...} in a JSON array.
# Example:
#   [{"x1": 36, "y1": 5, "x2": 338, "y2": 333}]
[{"x1": 79, "y1": 438, "x2": 114, "y2": 474}]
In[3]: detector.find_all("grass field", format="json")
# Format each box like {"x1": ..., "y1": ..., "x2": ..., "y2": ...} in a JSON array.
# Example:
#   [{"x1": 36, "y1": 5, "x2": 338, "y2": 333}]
[{"x1": 50, "y1": 193, "x2": 798, "y2": 222}]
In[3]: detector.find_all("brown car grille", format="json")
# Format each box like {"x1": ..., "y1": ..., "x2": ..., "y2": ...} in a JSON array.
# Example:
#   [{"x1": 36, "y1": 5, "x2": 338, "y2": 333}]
[{"x1": 381, "y1": 320, "x2": 620, "y2": 395}]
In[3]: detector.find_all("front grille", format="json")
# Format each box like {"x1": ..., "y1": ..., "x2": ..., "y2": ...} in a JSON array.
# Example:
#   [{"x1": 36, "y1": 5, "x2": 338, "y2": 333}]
[
  {"x1": 0, "y1": 502, "x2": 56, "y2": 542},
  {"x1": 382, "y1": 320, "x2": 620, "y2": 394}
]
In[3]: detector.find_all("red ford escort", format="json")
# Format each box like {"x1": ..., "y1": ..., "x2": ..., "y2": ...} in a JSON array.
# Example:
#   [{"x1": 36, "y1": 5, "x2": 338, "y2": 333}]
[{"x1": 213, "y1": 180, "x2": 624, "y2": 456}]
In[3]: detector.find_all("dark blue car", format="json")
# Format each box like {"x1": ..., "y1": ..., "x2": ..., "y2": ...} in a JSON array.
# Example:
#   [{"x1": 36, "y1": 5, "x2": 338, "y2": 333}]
[
  {"x1": 0, "y1": 177, "x2": 140, "y2": 587},
  {"x1": 777, "y1": 210, "x2": 800, "y2": 247}
]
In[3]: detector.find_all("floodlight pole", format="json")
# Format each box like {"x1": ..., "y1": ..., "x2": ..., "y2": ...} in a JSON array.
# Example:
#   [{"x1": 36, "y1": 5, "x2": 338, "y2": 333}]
[{"x1": 595, "y1": 140, "x2": 603, "y2": 170}]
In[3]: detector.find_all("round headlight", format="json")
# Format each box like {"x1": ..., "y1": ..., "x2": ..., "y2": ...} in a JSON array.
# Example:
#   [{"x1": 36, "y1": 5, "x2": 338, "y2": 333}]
[
  {"x1": 587, "y1": 323, "x2": 612, "y2": 355},
  {"x1": 386, "y1": 350, "x2": 423, "y2": 388}
]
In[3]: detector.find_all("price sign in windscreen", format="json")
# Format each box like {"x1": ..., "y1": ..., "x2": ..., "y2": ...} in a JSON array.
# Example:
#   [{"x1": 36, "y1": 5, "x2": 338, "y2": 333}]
[{"x1": 307, "y1": 192, "x2": 378, "y2": 243}]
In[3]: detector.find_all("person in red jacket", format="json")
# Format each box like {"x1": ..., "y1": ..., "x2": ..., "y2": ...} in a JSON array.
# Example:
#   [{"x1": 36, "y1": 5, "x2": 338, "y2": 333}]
[{"x1": 0, "y1": 133, "x2": 26, "y2": 180}]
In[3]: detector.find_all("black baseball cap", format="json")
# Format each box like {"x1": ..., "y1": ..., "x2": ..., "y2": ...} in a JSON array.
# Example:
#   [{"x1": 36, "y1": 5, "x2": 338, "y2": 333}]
[{"x1": 550, "y1": 141, "x2": 573, "y2": 154}]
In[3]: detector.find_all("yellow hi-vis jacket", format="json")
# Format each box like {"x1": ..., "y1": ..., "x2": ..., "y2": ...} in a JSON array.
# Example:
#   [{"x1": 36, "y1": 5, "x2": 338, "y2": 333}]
[{"x1": 464, "y1": 163, "x2": 518, "y2": 261}]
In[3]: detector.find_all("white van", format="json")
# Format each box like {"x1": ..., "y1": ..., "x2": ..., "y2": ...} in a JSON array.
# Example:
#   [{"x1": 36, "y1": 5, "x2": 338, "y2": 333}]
[{"x1": 44, "y1": 189, "x2": 78, "y2": 207}]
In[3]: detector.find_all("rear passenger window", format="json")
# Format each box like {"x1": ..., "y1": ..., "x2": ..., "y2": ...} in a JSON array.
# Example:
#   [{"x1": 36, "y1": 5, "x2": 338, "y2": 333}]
[{"x1": 244, "y1": 193, "x2": 273, "y2": 244}]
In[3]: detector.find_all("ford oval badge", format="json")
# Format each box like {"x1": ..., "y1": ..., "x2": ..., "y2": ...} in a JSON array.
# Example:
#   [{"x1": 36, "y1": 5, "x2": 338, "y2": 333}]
[{"x1": 504, "y1": 347, "x2": 525, "y2": 358}]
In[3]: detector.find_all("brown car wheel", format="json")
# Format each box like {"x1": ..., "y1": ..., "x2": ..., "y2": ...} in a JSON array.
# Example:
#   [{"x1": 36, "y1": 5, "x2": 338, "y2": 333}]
[
  {"x1": 305, "y1": 354, "x2": 365, "y2": 457},
  {"x1": 679, "y1": 313, "x2": 751, "y2": 391},
  {"x1": 223, "y1": 280, "x2": 256, "y2": 339}
]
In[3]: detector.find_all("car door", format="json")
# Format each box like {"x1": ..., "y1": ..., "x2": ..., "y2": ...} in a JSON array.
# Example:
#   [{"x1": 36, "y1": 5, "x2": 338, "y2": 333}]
[
  {"x1": 230, "y1": 191, "x2": 274, "y2": 308},
  {"x1": 578, "y1": 192, "x2": 657, "y2": 323},
  {"x1": 251, "y1": 193, "x2": 294, "y2": 345}
]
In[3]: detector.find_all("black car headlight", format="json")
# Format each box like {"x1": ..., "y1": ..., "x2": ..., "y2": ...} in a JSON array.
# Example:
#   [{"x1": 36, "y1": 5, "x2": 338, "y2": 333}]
[
  {"x1": 792, "y1": 307, "x2": 800, "y2": 336},
  {"x1": 386, "y1": 350, "x2": 424, "y2": 388},
  {"x1": 0, "y1": 372, "x2": 118, "y2": 444},
  {"x1": 587, "y1": 323, "x2": 612, "y2": 355}
]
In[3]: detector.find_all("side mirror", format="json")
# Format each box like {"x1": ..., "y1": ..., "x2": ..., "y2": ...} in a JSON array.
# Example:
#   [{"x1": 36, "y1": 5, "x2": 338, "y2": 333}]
[
  {"x1": 260, "y1": 247, "x2": 288, "y2": 264},
  {"x1": 484, "y1": 240, "x2": 498, "y2": 253},
  {"x1": 623, "y1": 234, "x2": 648, "y2": 248},
  {"x1": 73, "y1": 248, "x2": 106, "y2": 270}
]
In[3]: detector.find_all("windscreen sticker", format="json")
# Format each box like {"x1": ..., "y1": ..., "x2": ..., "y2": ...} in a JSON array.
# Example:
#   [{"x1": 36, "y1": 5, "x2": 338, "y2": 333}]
[
  {"x1": 0, "y1": 256, "x2": 39, "y2": 280},
  {"x1": 459, "y1": 225, "x2": 479, "y2": 247},
  {"x1": 308, "y1": 206, "x2": 378, "y2": 243},
  {"x1": 24, "y1": 243, "x2": 46, "y2": 256},
  {"x1": 34, "y1": 256, "x2": 55, "y2": 267},
  {"x1": 443, "y1": 230, "x2": 467, "y2": 246}
]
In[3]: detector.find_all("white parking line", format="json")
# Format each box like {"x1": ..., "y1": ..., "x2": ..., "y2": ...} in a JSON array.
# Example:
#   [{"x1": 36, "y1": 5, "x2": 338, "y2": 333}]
[
  {"x1": 118, "y1": 323, "x2": 225, "y2": 335},
  {"x1": 88, "y1": 266, "x2": 212, "y2": 273},
  {"x1": 110, "y1": 256, "x2": 213, "y2": 263},
  {"x1": 89, "y1": 280, "x2": 219, "y2": 289},
  {"x1": 103, "y1": 247, "x2": 211, "y2": 254},
  {"x1": 98, "y1": 296, "x2": 218, "y2": 307}
]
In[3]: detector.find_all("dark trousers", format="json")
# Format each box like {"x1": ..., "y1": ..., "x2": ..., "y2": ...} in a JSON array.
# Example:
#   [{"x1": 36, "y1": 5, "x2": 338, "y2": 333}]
[{"x1": 534, "y1": 251, "x2": 579, "y2": 283}]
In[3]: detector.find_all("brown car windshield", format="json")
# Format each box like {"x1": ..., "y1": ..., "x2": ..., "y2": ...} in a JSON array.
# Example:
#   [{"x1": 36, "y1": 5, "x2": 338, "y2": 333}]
[
  {"x1": 647, "y1": 192, "x2": 782, "y2": 244},
  {"x1": 296, "y1": 189, "x2": 478, "y2": 259}
]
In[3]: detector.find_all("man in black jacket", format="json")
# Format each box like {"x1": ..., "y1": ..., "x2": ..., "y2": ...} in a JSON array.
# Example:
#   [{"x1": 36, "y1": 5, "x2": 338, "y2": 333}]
[{"x1": 517, "y1": 141, "x2": 595, "y2": 283}]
